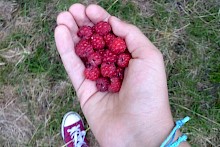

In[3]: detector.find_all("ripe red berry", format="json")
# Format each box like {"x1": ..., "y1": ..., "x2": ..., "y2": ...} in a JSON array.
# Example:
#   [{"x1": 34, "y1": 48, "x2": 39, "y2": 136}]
[
  {"x1": 88, "y1": 52, "x2": 102, "y2": 66},
  {"x1": 75, "y1": 40, "x2": 94, "y2": 58},
  {"x1": 91, "y1": 34, "x2": 105, "y2": 50},
  {"x1": 74, "y1": 21, "x2": 132, "y2": 93},
  {"x1": 94, "y1": 21, "x2": 111, "y2": 36},
  {"x1": 108, "y1": 77, "x2": 122, "y2": 93},
  {"x1": 98, "y1": 49, "x2": 105, "y2": 56},
  {"x1": 77, "y1": 26, "x2": 93, "y2": 39},
  {"x1": 84, "y1": 67, "x2": 100, "y2": 81},
  {"x1": 103, "y1": 50, "x2": 117, "y2": 63},
  {"x1": 115, "y1": 67, "x2": 125, "y2": 80},
  {"x1": 104, "y1": 33, "x2": 116, "y2": 46},
  {"x1": 96, "y1": 77, "x2": 110, "y2": 92},
  {"x1": 109, "y1": 37, "x2": 126, "y2": 54},
  {"x1": 101, "y1": 62, "x2": 117, "y2": 77},
  {"x1": 117, "y1": 53, "x2": 131, "y2": 67}
]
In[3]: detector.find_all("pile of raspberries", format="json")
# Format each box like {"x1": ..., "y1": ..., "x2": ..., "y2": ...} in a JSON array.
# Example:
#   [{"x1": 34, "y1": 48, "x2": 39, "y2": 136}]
[{"x1": 75, "y1": 21, "x2": 131, "y2": 93}]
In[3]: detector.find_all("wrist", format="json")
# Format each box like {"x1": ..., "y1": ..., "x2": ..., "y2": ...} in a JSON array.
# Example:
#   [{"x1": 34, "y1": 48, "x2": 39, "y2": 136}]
[
  {"x1": 124, "y1": 116, "x2": 175, "y2": 147},
  {"x1": 125, "y1": 119, "x2": 190, "y2": 147}
]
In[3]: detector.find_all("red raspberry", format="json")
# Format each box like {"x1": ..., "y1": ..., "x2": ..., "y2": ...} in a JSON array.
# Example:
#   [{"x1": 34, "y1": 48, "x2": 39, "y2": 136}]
[
  {"x1": 92, "y1": 26, "x2": 96, "y2": 33},
  {"x1": 94, "y1": 21, "x2": 111, "y2": 36},
  {"x1": 88, "y1": 52, "x2": 102, "y2": 66},
  {"x1": 109, "y1": 37, "x2": 126, "y2": 54},
  {"x1": 115, "y1": 67, "x2": 125, "y2": 80},
  {"x1": 96, "y1": 77, "x2": 110, "y2": 92},
  {"x1": 84, "y1": 67, "x2": 100, "y2": 81},
  {"x1": 101, "y1": 62, "x2": 116, "y2": 77},
  {"x1": 98, "y1": 49, "x2": 105, "y2": 56},
  {"x1": 75, "y1": 40, "x2": 94, "y2": 58},
  {"x1": 103, "y1": 50, "x2": 117, "y2": 63},
  {"x1": 77, "y1": 26, "x2": 93, "y2": 39},
  {"x1": 104, "y1": 33, "x2": 116, "y2": 46},
  {"x1": 108, "y1": 77, "x2": 122, "y2": 93},
  {"x1": 91, "y1": 34, "x2": 105, "y2": 50},
  {"x1": 117, "y1": 53, "x2": 131, "y2": 67}
]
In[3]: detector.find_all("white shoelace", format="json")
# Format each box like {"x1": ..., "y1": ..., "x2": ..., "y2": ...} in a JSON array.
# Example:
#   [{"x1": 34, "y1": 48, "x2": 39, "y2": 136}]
[{"x1": 67, "y1": 124, "x2": 86, "y2": 147}]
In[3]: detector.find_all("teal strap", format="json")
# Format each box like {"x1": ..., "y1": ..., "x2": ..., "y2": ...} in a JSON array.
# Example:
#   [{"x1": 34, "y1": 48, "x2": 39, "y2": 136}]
[
  {"x1": 160, "y1": 116, "x2": 190, "y2": 147},
  {"x1": 170, "y1": 134, "x2": 187, "y2": 147}
]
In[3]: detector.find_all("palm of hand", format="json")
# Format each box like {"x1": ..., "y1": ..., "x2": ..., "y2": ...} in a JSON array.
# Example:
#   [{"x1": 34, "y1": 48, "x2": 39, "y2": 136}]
[{"x1": 55, "y1": 4, "x2": 174, "y2": 146}]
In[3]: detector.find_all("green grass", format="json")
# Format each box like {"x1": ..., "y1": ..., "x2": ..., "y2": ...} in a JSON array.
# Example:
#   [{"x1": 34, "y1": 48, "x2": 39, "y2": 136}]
[{"x1": 0, "y1": 0, "x2": 219, "y2": 146}]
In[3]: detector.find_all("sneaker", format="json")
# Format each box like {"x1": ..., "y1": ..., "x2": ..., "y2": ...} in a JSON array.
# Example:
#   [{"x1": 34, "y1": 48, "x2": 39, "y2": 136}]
[{"x1": 61, "y1": 111, "x2": 89, "y2": 147}]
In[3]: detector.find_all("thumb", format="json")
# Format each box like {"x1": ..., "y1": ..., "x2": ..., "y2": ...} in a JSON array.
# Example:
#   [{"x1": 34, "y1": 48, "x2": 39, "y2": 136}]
[{"x1": 109, "y1": 16, "x2": 160, "y2": 59}]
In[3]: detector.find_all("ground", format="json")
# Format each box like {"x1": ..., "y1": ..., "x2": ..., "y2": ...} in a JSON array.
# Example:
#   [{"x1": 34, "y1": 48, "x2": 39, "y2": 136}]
[{"x1": 0, "y1": 0, "x2": 219, "y2": 146}]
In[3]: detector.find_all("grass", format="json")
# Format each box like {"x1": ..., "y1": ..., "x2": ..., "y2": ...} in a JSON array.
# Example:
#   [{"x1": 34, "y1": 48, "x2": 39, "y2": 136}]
[{"x1": 0, "y1": 0, "x2": 219, "y2": 146}]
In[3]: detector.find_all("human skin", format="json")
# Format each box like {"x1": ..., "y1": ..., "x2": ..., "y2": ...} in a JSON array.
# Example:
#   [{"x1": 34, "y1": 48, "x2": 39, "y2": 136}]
[{"x1": 54, "y1": 4, "x2": 190, "y2": 147}]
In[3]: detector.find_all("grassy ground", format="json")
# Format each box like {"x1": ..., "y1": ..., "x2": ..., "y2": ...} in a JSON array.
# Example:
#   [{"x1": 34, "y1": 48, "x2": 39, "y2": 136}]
[{"x1": 0, "y1": 0, "x2": 219, "y2": 146}]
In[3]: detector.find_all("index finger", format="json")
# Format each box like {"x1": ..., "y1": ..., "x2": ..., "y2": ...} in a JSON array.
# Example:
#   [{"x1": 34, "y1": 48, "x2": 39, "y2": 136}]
[{"x1": 86, "y1": 4, "x2": 111, "y2": 23}]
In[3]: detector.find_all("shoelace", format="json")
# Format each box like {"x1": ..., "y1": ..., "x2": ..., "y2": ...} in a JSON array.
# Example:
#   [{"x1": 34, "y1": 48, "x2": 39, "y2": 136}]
[{"x1": 67, "y1": 124, "x2": 86, "y2": 147}]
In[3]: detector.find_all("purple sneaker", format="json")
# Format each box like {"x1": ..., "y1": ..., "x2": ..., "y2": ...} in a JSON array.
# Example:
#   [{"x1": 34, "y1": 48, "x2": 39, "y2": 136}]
[{"x1": 61, "y1": 111, "x2": 89, "y2": 147}]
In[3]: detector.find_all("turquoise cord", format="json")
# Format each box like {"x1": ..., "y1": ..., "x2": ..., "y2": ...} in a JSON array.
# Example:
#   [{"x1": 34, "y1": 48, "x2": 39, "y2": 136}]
[
  {"x1": 160, "y1": 116, "x2": 190, "y2": 147},
  {"x1": 170, "y1": 134, "x2": 187, "y2": 147}
]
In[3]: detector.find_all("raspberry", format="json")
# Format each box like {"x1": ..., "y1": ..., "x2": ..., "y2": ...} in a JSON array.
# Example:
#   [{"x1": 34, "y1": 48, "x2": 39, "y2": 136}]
[
  {"x1": 88, "y1": 52, "x2": 102, "y2": 66},
  {"x1": 91, "y1": 34, "x2": 105, "y2": 50},
  {"x1": 77, "y1": 26, "x2": 93, "y2": 39},
  {"x1": 75, "y1": 40, "x2": 94, "y2": 58},
  {"x1": 101, "y1": 62, "x2": 116, "y2": 77},
  {"x1": 117, "y1": 53, "x2": 131, "y2": 67},
  {"x1": 98, "y1": 49, "x2": 105, "y2": 56},
  {"x1": 109, "y1": 37, "x2": 126, "y2": 54},
  {"x1": 103, "y1": 50, "x2": 117, "y2": 63},
  {"x1": 104, "y1": 33, "x2": 116, "y2": 46},
  {"x1": 84, "y1": 67, "x2": 100, "y2": 81},
  {"x1": 92, "y1": 26, "x2": 96, "y2": 33},
  {"x1": 115, "y1": 67, "x2": 125, "y2": 80},
  {"x1": 74, "y1": 21, "x2": 132, "y2": 93},
  {"x1": 94, "y1": 21, "x2": 111, "y2": 36},
  {"x1": 96, "y1": 77, "x2": 110, "y2": 92},
  {"x1": 108, "y1": 77, "x2": 122, "y2": 93}
]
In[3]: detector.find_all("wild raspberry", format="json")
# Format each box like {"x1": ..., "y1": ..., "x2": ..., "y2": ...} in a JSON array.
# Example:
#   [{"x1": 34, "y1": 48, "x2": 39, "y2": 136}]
[
  {"x1": 92, "y1": 26, "x2": 96, "y2": 33},
  {"x1": 94, "y1": 21, "x2": 111, "y2": 36},
  {"x1": 91, "y1": 34, "x2": 105, "y2": 50},
  {"x1": 101, "y1": 62, "x2": 116, "y2": 77},
  {"x1": 108, "y1": 77, "x2": 122, "y2": 93},
  {"x1": 115, "y1": 67, "x2": 125, "y2": 80},
  {"x1": 117, "y1": 53, "x2": 131, "y2": 67},
  {"x1": 103, "y1": 50, "x2": 117, "y2": 63},
  {"x1": 104, "y1": 33, "x2": 116, "y2": 46},
  {"x1": 96, "y1": 77, "x2": 110, "y2": 92},
  {"x1": 98, "y1": 49, "x2": 105, "y2": 56},
  {"x1": 77, "y1": 26, "x2": 93, "y2": 39},
  {"x1": 84, "y1": 67, "x2": 100, "y2": 81},
  {"x1": 109, "y1": 37, "x2": 126, "y2": 54},
  {"x1": 75, "y1": 40, "x2": 94, "y2": 58},
  {"x1": 88, "y1": 52, "x2": 102, "y2": 66},
  {"x1": 74, "y1": 21, "x2": 131, "y2": 93}
]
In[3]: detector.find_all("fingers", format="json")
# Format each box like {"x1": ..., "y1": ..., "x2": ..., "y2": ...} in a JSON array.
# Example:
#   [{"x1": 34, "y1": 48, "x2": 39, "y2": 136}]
[
  {"x1": 57, "y1": 11, "x2": 80, "y2": 43},
  {"x1": 55, "y1": 25, "x2": 99, "y2": 108},
  {"x1": 54, "y1": 25, "x2": 85, "y2": 91},
  {"x1": 109, "y1": 16, "x2": 161, "y2": 59},
  {"x1": 69, "y1": 3, "x2": 93, "y2": 27},
  {"x1": 86, "y1": 4, "x2": 111, "y2": 23}
]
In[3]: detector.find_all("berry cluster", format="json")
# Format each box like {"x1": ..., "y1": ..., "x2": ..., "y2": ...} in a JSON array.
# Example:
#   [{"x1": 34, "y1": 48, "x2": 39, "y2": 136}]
[{"x1": 75, "y1": 21, "x2": 131, "y2": 93}]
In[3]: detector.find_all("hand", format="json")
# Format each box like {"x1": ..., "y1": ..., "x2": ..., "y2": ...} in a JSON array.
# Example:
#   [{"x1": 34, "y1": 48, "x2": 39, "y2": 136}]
[{"x1": 55, "y1": 4, "x2": 178, "y2": 147}]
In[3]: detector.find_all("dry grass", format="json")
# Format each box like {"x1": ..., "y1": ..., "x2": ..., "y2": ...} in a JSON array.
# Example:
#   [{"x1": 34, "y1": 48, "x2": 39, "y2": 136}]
[{"x1": 0, "y1": 85, "x2": 33, "y2": 146}]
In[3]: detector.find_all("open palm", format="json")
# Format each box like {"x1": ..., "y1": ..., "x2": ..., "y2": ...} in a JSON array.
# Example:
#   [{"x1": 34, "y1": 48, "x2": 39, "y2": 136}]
[{"x1": 55, "y1": 4, "x2": 175, "y2": 147}]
